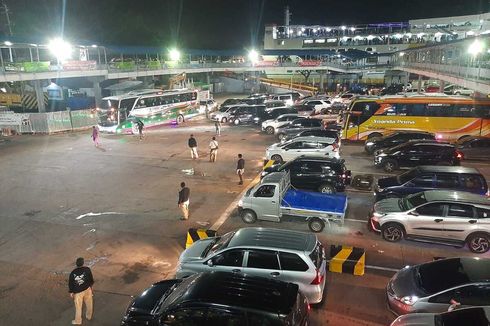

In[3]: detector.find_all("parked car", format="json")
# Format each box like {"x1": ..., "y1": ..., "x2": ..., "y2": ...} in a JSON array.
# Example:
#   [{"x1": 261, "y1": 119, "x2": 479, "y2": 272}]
[
  {"x1": 456, "y1": 136, "x2": 490, "y2": 161},
  {"x1": 262, "y1": 107, "x2": 297, "y2": 122},
  {"x1": 276, "y1": 118, "x2": 324, "y2": 141},
  {"x1": 309, "y1": 107, "x2": 341, "y2": 124},
  {"x1": 229, "y1": 105, "x2": 267, "y2": 125},
  {"x1": 369, "y1": 190, "x2": 490, "y2": 252},
  {"x1": 264, "y1": 99, "x2": 288, "y2": 110},
  {"x1": 391, "y1": 307, "x2": 490, "y2": 326},
  {"x1": 248, "y1": 93, "x2": 271, "y2": 100},
  {"x1": 271, "y1": 92, "x2": 303, "y2": 106},
  {"x1": 444, "y1": 84, "x2": 474, "y2": 96},
  {"x1": 282, "y1": 129, "x2": 340, "y2": 146},
  {"x1": 365, "y1": 131, "x2": 435, "y2": 154},
  {"x1": 332, "y1": 92, "x2": 356, "y2": 104},
  {"x1": 301, "y1": 99, "x2": 332, "y2": 113},
  {"x1": 266, "y1": 136, "x2": 339, "y2": 163},
  {"x1": 121, "y1": 271, "x2": 309, "y2": 326},
  {"x1": 374, "y1": 141, "x2": 463, "y2": 172},
  {"x1": 262, "y1": 156, "x2": 351, "y2": 193},
  {"x1": 199, "y1": 99, "x2": 218, "y2": 114},
  {"x1": 210, "y1": 105, "x2": 240, "y2": 123},
  {"x1": 386, "y1": 257, "x2": 490, "y2": 315},
  {"x1": 295, "y1": 104, "x2": 316, "y2": 117},
  {"x1": 220, "y1": 98, "x2": 243, "y2": 109},
  {"x1": 261, "y1": 114, "x2": 299, "y2": 135},
  {"x1": 374, "y1": 166, "x2": 488, "y2": 201},
  {"x1": 175, "y1": 227, "x2": 327, "y2": 304}
]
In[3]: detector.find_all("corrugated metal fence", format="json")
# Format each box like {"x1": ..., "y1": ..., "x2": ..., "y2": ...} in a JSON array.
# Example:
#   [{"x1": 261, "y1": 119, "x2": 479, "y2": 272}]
[{"x1": 0, "y1": 109, "x2": 98, "y2": 134}]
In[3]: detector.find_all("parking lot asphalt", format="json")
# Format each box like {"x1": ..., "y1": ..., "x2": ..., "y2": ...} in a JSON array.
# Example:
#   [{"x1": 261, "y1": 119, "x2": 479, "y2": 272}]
[{"x1": 1, "y1": 117, "x2": 489, "y2": 326}]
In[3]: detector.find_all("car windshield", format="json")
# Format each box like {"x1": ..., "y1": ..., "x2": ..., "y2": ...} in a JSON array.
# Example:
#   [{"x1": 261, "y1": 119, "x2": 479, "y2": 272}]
[
  {"x1": 398, "y1": 169, "x2": 418, "y2": 184},
  {"x1": 218, "y1": 107, "x2": 229, "y2": 112},
  {"x1": 402, "y1": 192, "x2": 427, "y2": 210},
  {"x1": 205, "y1": 231, "x2": 235, "y2": 257},
  {"x1": 435, "y1": 308, "x2": 490, "y2": 326}
]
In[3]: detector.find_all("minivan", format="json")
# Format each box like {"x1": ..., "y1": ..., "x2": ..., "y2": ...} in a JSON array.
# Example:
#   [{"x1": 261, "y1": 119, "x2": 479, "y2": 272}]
[
  {"x1": 230, "y1": 105, "x2": 267, "y2": 125},
  {"x1": 175, "y1": 227, "x2": 327, "y2": 304},
  {"x1": 374, "y1": 166, "x2": 488, "y2": 201},
  {"x1": 121, "y1": 272, "x2": 309, "y2": 326}
]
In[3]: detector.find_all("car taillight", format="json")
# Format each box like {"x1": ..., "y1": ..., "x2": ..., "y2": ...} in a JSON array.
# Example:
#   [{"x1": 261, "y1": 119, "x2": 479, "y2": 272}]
[
  {"x1": 307, "y1": 302, "x2": 311, "y2": 312},
  {"x1": 456, "y1": 151, "x2": 464, "y2": 160},
  {"x1": 331, "y1": 143, "x2": 339, "y2": 151},
  {"x1": 310, "y1": 269, "x2": 324, "y2": 285}
]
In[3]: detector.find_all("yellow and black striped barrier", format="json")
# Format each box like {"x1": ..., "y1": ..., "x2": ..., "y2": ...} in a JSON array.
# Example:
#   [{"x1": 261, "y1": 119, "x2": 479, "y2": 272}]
[
  {"x1": 263, "y1": 159, "x2": 275, "y2": 170},
  {"x1": 186, "y1": 228, "x2": 217, "y2": 248},
  {"x1": 329, "y1": 245, "x2": 365, "y2": 276}
]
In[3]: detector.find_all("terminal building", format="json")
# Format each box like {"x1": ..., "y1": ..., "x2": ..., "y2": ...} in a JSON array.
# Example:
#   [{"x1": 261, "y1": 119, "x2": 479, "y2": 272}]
[{"x1": 264, "y1": 9, "x2": 490, "y2": 55}]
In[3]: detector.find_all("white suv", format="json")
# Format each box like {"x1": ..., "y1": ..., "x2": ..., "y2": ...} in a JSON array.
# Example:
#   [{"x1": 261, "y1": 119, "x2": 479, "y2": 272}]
[
  {"x1": 176, "y1": 227, "x2": 327, "y2": 304},
  {"x1": 265, "y1": 136, "x2": 339, "y2": 163},
  {"x1": 261, "y1": 113, "x2": 298, "y2": 135},
  {"x1": 368, "y1": 190, "x2": 490, "y2": 253}
]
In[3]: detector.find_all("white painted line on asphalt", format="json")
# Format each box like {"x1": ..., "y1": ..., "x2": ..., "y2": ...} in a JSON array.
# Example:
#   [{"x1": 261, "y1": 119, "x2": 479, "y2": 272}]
[
  {"x1": 75, "y1": 212, "x2": 124, "y2": 220},
  {"x1": 344, "y1": 218, "x2": 368, "y2": 223},
  {"x1": 364, "y1": 264, "x2": 400, "y2": 273},
  {"x1": 211, "y1": 173, "x2": 262, "y2": 231}
]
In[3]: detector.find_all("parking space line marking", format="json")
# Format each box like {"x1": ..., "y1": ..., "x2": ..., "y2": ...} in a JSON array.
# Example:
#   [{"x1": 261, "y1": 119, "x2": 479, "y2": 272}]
[
  {"x1": 210, "y1": 173, "x2": 262, "y2": 231},
  {"x1": 344, "y1": 218, "x2": 368, "y2": 223}
]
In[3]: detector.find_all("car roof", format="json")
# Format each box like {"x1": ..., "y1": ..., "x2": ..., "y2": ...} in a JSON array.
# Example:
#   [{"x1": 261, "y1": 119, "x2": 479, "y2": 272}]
[
  {"x1": 228, "y1": 227, "x2": 317, "y2": 252},
  {"x1": 418, "y1": 258, "x2": 490, "y2": 294},
  {"x1": 416, "y1": 165, "x2": 481, "y2": 174},
  {"x1": 290, "y1": 136, "x2": 336, "y2": 143},
  {"x1": 172, "y1": 272, "x2": 298, "y2": 315},
  {"x1": 276, "y1": 114, "x2": 298, "y2": 118},
  {"x1": 457, "y1": 136, "x2": 490, "y2": 143},
  {"x1": 424, "y1": 190, "x2": 490, "y2": 205},
  {"x1": 290, "y1": 155, "x2": 344, "y2": 164}
]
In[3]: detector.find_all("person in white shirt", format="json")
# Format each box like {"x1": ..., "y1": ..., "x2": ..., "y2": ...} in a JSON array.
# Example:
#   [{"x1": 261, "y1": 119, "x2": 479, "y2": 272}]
[{"x1": 209, "y1": 137, "x2": 219, "y2": 162}]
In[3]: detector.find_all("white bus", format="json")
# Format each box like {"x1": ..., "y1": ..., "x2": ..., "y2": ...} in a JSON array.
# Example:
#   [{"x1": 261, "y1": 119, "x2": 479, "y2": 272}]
[{"x1": 97, "y1": 89, "x2": 200, "y2": 134}]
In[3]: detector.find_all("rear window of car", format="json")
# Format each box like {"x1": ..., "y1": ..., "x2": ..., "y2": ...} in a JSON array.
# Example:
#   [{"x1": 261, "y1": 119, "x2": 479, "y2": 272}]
[
  {"x1": 308, "y1": 241, "x2": 324, "y2": 269},
  {"x1": 279, "y1": 252, "x2": 309, "y2": 271},
  {"x1": 460, "y1": 174, "x2": 486, "y2": 191}
]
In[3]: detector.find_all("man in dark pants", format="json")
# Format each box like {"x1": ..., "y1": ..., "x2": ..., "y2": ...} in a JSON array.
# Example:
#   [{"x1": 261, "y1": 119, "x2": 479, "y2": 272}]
[
  {"x1": 136, "y1": 119, "x2": 144, "y2": 140},
  {"x1": 178, "y1": 182, "x2": 190, "y2": 220},
  {"x1": 236, "y1": 154, "x2": 245, "y2": 185},
  {"x1": 68, "y1": 257, "x2": 94, "y2": 325},
  {"x1": 188, "y1": 134, "x2": 198, "y2": 159}
]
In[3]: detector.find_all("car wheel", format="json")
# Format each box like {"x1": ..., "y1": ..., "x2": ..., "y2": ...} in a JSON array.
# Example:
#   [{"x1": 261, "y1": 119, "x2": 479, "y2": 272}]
[
  {"x1": 455, "y1": 91, "x2": 461, "y2": 95},
  {"x1": 265, "y1": 126, "x2": 274, "y2": 134},
  {"x1": 241, "y1": 210, "x2": 257, "y2": 224},
  {"x1": 234, "y1": 119, "x2": 240, "y2": 125},
  {"x1": 467, "y1": 233, "x2": 490, "y2": 253},
  {"x1": 308, "y1": 218, "x2": 325, "y2": 233},
  {"x1": 383, "y1": 160, "x2": 397, "y2": 172},
  {"x1": 365, "y1": 147, "x2": 375, "y2": 155},
  {"x1": 367, "y1": 132, "x2": 383, "y2": 139},
  {"x1": 176, "y1": 114, "x2": 185, "y2": 124},
  {"x1": 221, "y1": 117, "x2": 227, "y2": 123},
  {"x1": 271, "y1": 154, "x2": 283, "y2": 163},
  {"x1": 318, "y1": 183, "x2": 335, "y2": 194},
  {"x1": 382, "y1": 223, "x2": 404, "y2": 242},
  {"x1": 277, "y1": 133, "x2": 286, "y2": 141}
]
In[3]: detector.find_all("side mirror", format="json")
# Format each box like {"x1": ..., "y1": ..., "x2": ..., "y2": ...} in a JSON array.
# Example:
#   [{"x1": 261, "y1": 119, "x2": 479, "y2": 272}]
[
  {"x1": 408, "y1": 211, "x2": 419, "y2": 216},
  {"x1": 207, "y1": 259, "x2": 214, "y2": 267}
]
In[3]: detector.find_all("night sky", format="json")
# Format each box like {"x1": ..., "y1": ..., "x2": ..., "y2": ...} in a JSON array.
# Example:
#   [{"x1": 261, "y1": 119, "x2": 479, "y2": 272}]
[{"x1": 5, "y1": 0, "x2": 489, "y2": 49}]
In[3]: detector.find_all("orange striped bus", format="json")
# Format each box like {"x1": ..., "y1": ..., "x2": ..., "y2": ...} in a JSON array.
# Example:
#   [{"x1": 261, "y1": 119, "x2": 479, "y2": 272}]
[{"x1": 342, "y1": 95, "x2": 490, "y2": 141}]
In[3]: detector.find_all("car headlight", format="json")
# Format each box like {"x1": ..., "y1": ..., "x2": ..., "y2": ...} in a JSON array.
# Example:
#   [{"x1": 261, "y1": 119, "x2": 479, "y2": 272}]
[
  {"x1": 254, "y1": 117, "x2": 260, "y2": 121},
  {"x1": 238, "y1": 199, "x2": 243, "y2": 207},
  {"x1": 399, "y1": 296, "x2": 419, "y2": 306},
  {"x1": 366, "y1": 141, "x2": 374, "y2": 146},
  {"x1": 261, "y1": 171, "x2": 268, "y2": 177},
  {"x1": 378, "y1": 153, "x2": 387, "y2": 157}
]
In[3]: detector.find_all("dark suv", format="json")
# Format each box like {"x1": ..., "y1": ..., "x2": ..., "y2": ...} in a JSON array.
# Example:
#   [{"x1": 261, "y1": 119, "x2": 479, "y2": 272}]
[
  {"x1": 230, "y1": 105, "x2": 267, "y2": 125},
  {"x1": 364, "y1": 131, "x2": 435, "y2": 154},
  {"x1": 374, "y1": 165, "x2": 488, "y2": 201},
  {"x1": 262, "y1": 156, "x2": 351, "y2": 193},
  {"x1": 276, "y1": 118, "x2": 323, "y2": 141},
  {"x1": 374, "y1": 141, "x2": 463, "y2": 172},
  {"x1": 121, "y1": 272, "x2": 309, "y2": 326}
]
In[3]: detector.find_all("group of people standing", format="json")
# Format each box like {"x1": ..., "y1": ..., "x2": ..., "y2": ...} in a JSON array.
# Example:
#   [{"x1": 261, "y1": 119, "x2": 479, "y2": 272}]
[{"x1": 181, "y1": 133, "x2": 246, "y2": 220}]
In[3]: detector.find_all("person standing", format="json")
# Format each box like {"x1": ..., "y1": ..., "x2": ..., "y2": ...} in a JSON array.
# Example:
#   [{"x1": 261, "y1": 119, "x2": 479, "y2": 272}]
[
  {"x1": 178, "y1": 182, "x2": 190, "y2": 220},
  {"x1": 68, "y1": 257, "x2": 94, "y2": 325},
  {"x1": 236, "y1": 154, "x2": 245, "y2": 185},
  {"x1": 188, "y1": 134, "x2": 198, "y2": 159},
  {"x1": 214, "y1": 120, "x2": 221, "y2": 136},
  {"x1": 136, "y1": 119, "x2": 144, "y2": 140},
  {"x1": 209, "y1": 137, "x2": 219, "y2": 162},
  {"x1": 91, "y1": 126, "x2": 100, "y2": 147}
]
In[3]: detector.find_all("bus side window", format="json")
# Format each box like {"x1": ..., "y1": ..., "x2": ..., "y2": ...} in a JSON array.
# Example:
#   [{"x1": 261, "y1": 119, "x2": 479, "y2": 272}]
[
  {"x1": 409, "y1": 104, "x2": 426, "y2": 116},
  {"x1": 135, "y1": 99, "x2": 146, "y2": 109}
]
